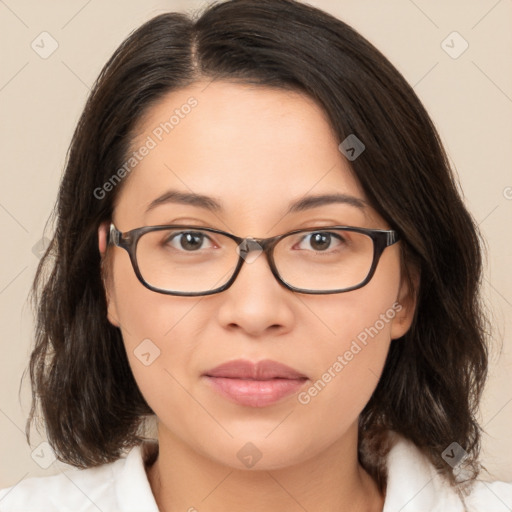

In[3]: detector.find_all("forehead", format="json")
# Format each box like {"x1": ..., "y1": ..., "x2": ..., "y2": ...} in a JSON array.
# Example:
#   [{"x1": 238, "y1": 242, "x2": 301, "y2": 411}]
[{"x1": 114, "y1": 81, "x2": 372, "y2": 230}]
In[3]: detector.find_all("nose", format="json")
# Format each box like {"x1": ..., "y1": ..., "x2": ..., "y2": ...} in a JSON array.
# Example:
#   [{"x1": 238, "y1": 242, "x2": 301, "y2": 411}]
[{"x1": 215, "y1": 248, "x2": 295, "y2": 337}]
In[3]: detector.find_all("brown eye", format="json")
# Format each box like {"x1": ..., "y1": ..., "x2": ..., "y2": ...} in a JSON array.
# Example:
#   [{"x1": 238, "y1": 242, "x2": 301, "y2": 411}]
[
  {"x1": 165, "y1": 231, "x2": 214, "y2": 251},
  {"x1": 295, "y1": 231, "x2": 346, "y2": 252}
]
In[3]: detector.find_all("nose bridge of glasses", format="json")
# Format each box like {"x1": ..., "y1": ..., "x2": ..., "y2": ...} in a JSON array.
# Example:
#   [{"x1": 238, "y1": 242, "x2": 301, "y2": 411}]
[
  {"x1": 234, "y1": 235, "x2": 281, "y2": 271},
  {"x1": 237, "y1": 237, "x2": 266, "y2": 255}
]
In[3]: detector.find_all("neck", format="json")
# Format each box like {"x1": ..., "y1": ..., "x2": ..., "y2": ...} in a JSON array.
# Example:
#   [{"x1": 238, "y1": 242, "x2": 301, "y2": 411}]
[{"x1": 145, "y1": 422, "x2": 384, "y2": 512}]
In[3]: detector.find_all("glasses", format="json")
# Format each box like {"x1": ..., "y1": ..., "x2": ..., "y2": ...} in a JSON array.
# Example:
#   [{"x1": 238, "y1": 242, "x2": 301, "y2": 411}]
[{"x1": 108, "y1": 223, "x2": 400, "y2": 296}]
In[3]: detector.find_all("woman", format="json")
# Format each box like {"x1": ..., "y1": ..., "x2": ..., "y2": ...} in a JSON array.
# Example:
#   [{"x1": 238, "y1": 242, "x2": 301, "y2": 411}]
[{"x1": 1, "y1": 0, "x2": 510, "y2": 510}]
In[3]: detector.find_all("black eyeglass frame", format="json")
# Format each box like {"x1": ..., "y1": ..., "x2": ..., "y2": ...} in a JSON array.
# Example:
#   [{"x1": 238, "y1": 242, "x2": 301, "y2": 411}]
[{"x1": 108, "y1": 223, "x2": 400, "y2": 296}]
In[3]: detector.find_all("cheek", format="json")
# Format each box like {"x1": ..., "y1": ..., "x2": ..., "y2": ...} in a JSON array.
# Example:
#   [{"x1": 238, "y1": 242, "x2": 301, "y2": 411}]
[
  {"x1": 108, "y1": 254, "x2": 207, "y2": 404},
  {"x1": 299, "y1": 296, "x2": 395, "y2": 403},
  {"x1": 295, "y1": 252, "x2": 401, "y2": 422},
  {"x1": 309, "y1": 246, "x2": 402, "y2": 351},
  {"x1": 110, "y1": 251, "x2": 203, "y2": 340}
]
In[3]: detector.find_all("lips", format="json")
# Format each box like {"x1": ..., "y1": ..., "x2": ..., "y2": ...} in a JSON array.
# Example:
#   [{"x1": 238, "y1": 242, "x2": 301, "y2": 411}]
[
  {"x1": 202, "y1": 359, "x2": 308, "y2": 407},
  {"x1": 203, "y1": 359, "x2": 308, "y2": 380}
]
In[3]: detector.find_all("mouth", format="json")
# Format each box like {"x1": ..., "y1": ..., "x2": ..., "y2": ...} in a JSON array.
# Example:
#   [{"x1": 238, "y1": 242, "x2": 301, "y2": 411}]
[{"x1": 202, "y1": 359, "x2": 309, "y2": 407}]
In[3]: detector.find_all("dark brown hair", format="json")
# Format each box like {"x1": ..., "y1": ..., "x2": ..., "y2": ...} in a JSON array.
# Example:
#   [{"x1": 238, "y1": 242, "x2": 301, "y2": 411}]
[{"x1": 25, "y1": 0, "x2": 489, "y2": 494}]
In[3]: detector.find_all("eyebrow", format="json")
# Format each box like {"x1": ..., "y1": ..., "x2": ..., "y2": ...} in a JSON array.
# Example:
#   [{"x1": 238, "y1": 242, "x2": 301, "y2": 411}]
[
  {"x1": 145, "y1": 189, "x2": 367, "y2": 214},
  {"x1": 146, "y1": 189, "x2": 222, "y2": 213},
  {"x1": 285, "y1": 193, "x2": 366, "y2": 213}
]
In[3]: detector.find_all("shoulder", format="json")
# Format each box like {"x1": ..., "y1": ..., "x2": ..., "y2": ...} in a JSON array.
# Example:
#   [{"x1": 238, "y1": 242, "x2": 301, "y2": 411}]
[
  {"x1": 382, "y1": 432, "x2": 512, "y2": 512},
  {"x1": 0, "y1": 441, "x2": 159, "y2": 512},
  {"x1": 464, "y1": 479, "x2": 512, "y2": 512},
  {"x1": 0, "y1": 460, "x2": 120, "y2": 511}
]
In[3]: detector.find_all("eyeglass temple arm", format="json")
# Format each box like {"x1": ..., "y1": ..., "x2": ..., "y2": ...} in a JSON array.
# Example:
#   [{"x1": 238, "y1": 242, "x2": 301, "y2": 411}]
[
  {"x1": 108, "y1": 223, "x2": 120, "y2": 246},
  {"x1": 387, "y1": 230, "x2": 400, "y2": 245}
]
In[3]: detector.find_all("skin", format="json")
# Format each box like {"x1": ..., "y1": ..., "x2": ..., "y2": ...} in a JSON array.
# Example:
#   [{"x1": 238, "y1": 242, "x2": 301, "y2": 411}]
[{"x1": 98, "y1": 81, "x2": 417, "y2": 512}]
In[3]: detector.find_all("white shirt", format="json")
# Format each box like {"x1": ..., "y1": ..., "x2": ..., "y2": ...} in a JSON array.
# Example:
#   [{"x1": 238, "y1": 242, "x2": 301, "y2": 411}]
[{"x1": 1, "y1": 435, "x2": 511, "y2": 511}]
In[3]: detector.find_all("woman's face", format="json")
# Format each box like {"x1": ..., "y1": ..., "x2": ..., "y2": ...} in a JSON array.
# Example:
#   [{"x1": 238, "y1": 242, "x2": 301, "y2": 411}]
[{"x1": 100, "y1": 81, "x2": 415, "y2": 470}]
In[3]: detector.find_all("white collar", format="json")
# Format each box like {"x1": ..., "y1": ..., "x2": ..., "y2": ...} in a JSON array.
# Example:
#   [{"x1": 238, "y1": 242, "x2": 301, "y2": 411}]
[
  {"x1": 115, "y1": 439, "x2": 160, "y2": 511},
  {"x1": 3, "y1": 432, "x2": 510, "y2": 511},
  {"x1": 112, "y1": 434, "x2": 511, "y2": 511},
  {"x1": 382, "y1": 432, "x2": 466, "y2": 511}
]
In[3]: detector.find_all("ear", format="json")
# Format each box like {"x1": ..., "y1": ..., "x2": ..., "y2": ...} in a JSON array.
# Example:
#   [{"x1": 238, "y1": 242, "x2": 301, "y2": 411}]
[
  {"x1": 390, "y1": 267, "x2": 419, "y2": 340},
  {"x1": 98, "y1": 221, "x2": 120, "y2": 328},
  {"x1": 98, "y1": 221, "x2": 109, "y2": 255}
]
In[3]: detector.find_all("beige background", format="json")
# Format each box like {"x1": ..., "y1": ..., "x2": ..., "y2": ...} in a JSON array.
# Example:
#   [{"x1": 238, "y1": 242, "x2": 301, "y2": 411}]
[{"x1": 0, "y1": 0, "x2": 511, "y2": 488}]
